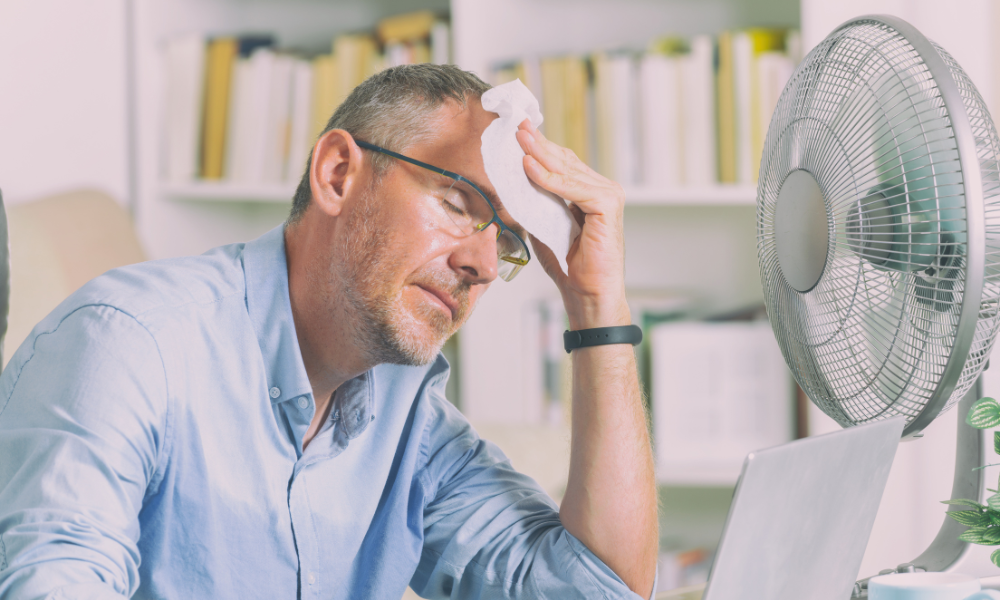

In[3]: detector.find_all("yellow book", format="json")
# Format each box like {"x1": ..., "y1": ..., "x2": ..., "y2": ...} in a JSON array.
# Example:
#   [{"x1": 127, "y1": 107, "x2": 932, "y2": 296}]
[
  {"x1": 310, "y1": 54, "x2": 337, "y2": 142},
  {"x1": 200, "y1": 37, "x2": 237, "y2": 179},
  {"x1": 412, "y1": 41, "x2": 430, "y2": 65},
  {"x1": 716, "y1": 31, "x2": 737, "y2": 183},
  {"x1": 376, "y1": 10, "x2": 436, "y2": 44},
  {"x1": 333, "y1": 34, "x2": 377, "y2": 109},
  {"x1": 563, "y1": 56, "x2": 589, "y2": 165},
  {"x1": 540, "y1": 57, "x2": 567, "y2": 147}
]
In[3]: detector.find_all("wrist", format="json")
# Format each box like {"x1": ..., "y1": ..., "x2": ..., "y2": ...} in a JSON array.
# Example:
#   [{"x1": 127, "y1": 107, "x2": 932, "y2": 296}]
[{"x1": 564, "y1": 294, "x2": 631, "y2": 330}]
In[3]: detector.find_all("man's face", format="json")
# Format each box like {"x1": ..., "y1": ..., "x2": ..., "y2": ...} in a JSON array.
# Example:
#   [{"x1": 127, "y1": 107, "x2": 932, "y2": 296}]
[{"x1": 334, "y1": 98, "x2": 516, "y2": 367}]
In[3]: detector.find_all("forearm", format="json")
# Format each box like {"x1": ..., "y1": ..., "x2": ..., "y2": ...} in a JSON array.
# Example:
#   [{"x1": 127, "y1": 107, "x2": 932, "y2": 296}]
[
  {"x1": 514, "y1": 119, "x2": 658, "y2": 596},
  {"x1": 559, "y1": 305, "x2": 659, "y2": 597}
]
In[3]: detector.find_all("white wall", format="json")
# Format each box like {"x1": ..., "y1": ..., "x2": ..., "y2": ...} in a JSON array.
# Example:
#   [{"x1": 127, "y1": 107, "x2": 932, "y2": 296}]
[
  {"x1": 0, "y1": 0, "x2": 130, "y2": 207},
  {"x1": 801, "y1": 0, "x2": 994, "y2": 111}
]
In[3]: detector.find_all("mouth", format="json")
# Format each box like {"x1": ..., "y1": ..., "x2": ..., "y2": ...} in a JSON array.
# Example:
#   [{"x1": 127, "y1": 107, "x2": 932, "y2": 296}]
[{"x1": 416, "y1": 284, "x2": 457, "y2": 319}]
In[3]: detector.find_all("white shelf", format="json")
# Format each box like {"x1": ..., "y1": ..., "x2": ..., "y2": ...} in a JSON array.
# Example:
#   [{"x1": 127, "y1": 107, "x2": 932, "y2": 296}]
[
  {"x1": 623, "y1": 184, "x2": 757, "y2": 206},
  {"x1": 161, "y1": 180, "x2": 757, "y2": 206}
]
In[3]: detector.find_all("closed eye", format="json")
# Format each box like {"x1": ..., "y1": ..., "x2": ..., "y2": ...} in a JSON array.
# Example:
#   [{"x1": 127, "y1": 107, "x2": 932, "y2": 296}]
[{"x1": 442, "y1": 182, "x2": 473, "y2": 213}]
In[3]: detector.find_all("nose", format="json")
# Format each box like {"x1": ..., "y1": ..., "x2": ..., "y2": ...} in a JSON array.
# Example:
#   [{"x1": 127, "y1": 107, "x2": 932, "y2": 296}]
[{"x1": 449, "y1": 223, "x2": 499, "y2": 284}]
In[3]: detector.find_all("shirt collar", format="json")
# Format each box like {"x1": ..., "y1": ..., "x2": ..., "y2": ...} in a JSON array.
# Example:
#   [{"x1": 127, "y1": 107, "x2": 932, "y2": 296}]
[{"x1": 242, "y1": 224, "x2": 313, "y2": 405}]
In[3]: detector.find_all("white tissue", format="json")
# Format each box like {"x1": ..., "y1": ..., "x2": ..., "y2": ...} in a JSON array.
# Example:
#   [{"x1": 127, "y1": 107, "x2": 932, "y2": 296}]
[{"x1": 480, "y1": 79, "x2": 580, "y2": 274}]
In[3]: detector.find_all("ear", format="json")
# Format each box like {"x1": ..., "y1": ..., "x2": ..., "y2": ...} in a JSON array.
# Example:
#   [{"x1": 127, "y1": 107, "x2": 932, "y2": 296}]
[{"x1": 309, "y1": 129, "x2": 367, "y2": 218}]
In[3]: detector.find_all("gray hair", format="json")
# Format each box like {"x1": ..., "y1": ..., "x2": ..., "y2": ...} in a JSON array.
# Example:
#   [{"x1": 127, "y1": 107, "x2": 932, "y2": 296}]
[{"x1": 288, "y1": 63, "x2": 492, "y2": 223}]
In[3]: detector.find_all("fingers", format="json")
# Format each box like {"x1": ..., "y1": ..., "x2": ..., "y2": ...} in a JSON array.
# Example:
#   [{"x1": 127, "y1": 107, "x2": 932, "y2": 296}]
[
  {"x1": 516, "y1": 123, "x2": 577, "y2": 176},
  {"x1": 515, "y1": 121, "x2": 623, "y2": 210},
  {"x1": 523, "y1": 152, "x2": 624, "y2": 212}
]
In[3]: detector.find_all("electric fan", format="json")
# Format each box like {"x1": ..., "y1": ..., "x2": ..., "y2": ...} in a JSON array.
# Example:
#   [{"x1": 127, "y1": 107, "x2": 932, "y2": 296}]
[{"x1": 757, "y1": 14, "x2": 1000, "y2": 594}]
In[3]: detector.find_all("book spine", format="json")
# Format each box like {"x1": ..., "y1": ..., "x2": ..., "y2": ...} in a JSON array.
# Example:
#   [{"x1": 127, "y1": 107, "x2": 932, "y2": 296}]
[
  {"x1": 164, "y1": 34, "x2": 206, "y2": 183},
  {"x1": 200, "y1": 37, "x2": 237, "y2": 180}
]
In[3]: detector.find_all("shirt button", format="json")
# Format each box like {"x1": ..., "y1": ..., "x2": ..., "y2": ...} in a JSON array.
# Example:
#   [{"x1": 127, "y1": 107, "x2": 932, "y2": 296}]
[
  {"x1": 269, "y1": 387, "x2": 280, "y2": 399},
  {"x1": 297, "y1": 397, "x2": 309, "y2": 409},
  {"x1": 308, "y1": 572, "x2": 316, "y2": 585}
]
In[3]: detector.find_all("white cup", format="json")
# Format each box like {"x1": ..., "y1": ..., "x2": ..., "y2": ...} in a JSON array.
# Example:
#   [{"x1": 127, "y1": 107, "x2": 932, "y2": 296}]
[{"x1": 868, "y1": 573, "x2": 998, "y2": 600}]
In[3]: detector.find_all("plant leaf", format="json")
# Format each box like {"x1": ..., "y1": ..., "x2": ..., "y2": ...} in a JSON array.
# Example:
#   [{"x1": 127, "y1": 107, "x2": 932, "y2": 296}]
[
  {"x1": 988, "y1": 494, "x2": 1000, "y2": 512},
  {"x1": 983, "y1": 528, "x2": 1000, "y2": 543},
  {"x1": 948, "y1": 510, "x2": 992, "y2": 526},
  {"x1": 959, "y1": 527, "x2": 991, "y2": 544},
  {"x1": 995, "y1": 431, "x2": 1000, "y2": 455},
  {"x1": 968, "y1": 397, "x2": 1000, "y2": 429},
  {"x1": 990, "y1": 511, "x2": 1000, "y2": 526},
  {"x1": 943, "y1": 499, "x2": 988, "y2": 510},
  {"x1": 991, "y1": 548, "x2": 1000, "y2": 567}
]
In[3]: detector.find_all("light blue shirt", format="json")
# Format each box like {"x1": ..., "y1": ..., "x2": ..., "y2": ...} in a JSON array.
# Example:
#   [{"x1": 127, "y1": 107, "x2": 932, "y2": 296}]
[{"x1": 0, "y1": 225, "x2": 641, "y2": 600}]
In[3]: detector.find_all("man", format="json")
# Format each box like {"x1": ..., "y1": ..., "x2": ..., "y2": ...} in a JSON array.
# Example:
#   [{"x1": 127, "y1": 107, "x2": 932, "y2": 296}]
[{"x1": 0, "y1": 64, "x2": 657, "y2": 599}]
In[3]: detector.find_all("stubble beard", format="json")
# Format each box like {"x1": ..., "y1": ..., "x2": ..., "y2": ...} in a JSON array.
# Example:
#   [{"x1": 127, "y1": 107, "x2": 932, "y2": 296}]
[{"x1": 336, "y1": 184, "x2": 472, "y2": 367}]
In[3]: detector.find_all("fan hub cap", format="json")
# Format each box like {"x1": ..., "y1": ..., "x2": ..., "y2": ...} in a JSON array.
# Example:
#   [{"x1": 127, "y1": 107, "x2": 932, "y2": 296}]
[{"x1": 774, "y1": 169, "x2": 830, "y2": 293}]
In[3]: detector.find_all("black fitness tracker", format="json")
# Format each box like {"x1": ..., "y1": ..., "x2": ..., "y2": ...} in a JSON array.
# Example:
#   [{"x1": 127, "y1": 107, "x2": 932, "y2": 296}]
[{"x1": 563, "y1": 325, "x2": 643, "y2": 354}]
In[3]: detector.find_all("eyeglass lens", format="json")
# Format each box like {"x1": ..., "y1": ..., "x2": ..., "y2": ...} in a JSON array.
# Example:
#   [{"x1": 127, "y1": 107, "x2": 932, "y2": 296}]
[{"x1": 437, "y1": 180, "x2": 529, "y2": 282}]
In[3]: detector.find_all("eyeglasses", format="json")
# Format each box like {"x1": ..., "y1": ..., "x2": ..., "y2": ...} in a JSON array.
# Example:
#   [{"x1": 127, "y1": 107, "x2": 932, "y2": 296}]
[{"x1": 354, "y1": 139, "x2": 531, "y2": 282}]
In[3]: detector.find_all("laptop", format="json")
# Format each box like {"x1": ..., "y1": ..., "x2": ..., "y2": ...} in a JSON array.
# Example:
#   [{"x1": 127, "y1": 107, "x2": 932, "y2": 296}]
[{"x1": 699, "y1": 416, "x2": 905, "y2": 600}]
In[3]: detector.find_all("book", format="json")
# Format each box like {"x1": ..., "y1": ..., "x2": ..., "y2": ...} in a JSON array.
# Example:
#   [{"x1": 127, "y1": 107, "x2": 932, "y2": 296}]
[
  {"x1": 224, "y1": 36, "x2": 275, "y2": 182},
  {"x1": 310, "y1": 54, "x2": 337, "y2": 141},
  {"x1": 261, "y1": 54, "x2": 293, "y2": 183},
  {"x1": 223, "y1": 57, "x2": 250, "y2": 181},
  {"x1": 286, "y1": 59, "x2": 313, "y2": 182},
  {"x1": 679, "y1": 35, "x2": 715, "y2": 186},
  {"x1": 755, "y1": 51, "x2": 794, "y2": 163},
  {"x1": 732, "y1": 32, "x2": 753, "y2": 183},
  {"x1": 540, "y1": 57, "x2": 567, "y2": 146},
  {"x1": 651, "y1": 319, "x2": 792, "y2": 483},
  {"x1": 593, "y1": 51, "x2": 638, "y2": 185},
  {"x1": 563, "y1": 56, "x2": 589, "y2": 165},
  {"x1": 164, "y1": 34, "x2": 205, "y2": 182},
  {"x1": 376, "y1": 10, "x2": 437, "y2": 44},
  {"x1": 747, "y1": 30, "x2": 787, "y2": 183},
  {"x1": 333, "y1": 34, "x2": 378, "y2": 108},
  {"x1": 230, "y1": 46, "x2": 275, "y2": 183},
  {"x1": 200, "y1": 37, "x2": 238, "y2": 179},
  {"x1": 716, "y1": 31, "x2": 737, "y2": 184},
  {"x1": 536, "y1": 55, "x2": 589, "y2": 164},
  {"x1": 431, "y1": 21, "x2": 450, "y2": 64},
  {"x1": 639, "y1": 49, "x2": 682, "y2": 187}
]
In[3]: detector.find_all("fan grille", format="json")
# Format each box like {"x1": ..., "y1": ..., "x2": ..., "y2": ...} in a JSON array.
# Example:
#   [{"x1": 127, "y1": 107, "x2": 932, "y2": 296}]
[{"x1": 757, "y1": 18, "x2": 1000, "y2": 432}]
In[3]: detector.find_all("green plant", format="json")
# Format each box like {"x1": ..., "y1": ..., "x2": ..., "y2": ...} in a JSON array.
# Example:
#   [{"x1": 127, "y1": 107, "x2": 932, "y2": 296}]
[{"x1": 943, "y1": 396, "x2": 1000, "y2": 567}]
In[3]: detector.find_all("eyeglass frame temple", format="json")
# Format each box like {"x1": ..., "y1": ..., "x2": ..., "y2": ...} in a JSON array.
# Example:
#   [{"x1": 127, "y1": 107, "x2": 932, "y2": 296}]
[{"x1": 353, "y1": 139, "x2": 531, "y2": 263}]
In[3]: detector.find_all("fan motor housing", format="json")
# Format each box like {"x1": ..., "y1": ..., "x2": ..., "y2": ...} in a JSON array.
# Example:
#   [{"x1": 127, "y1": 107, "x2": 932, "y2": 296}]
[{"x1": 774, "y1": 169, "x2": 830, "y2": 293}]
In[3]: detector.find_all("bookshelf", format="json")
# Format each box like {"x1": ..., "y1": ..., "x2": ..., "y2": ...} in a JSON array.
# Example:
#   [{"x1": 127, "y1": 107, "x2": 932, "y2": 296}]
[{"x1": 134, "y1": 0, "x2": 790, "y2": 484}]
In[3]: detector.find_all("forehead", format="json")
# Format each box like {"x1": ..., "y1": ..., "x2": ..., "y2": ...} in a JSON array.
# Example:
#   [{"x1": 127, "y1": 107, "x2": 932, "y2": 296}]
[{"x1": 403, "y1": 97, "x2": 495, "y2": 177}]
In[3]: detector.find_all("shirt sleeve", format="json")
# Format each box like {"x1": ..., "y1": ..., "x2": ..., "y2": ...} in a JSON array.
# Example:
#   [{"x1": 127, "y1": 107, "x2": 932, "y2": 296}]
[
  {"x1": 408, "y1": 392, "x2": 645, "y2": 600},
  {"x1": 0, "y1": 304, "x2": 169, "y2": 600}
]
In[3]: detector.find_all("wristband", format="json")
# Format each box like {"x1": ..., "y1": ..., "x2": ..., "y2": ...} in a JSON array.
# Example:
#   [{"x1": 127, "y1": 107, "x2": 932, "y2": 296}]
[{"x1": 563, "y1": 325, "x2": 643, "y2": 354}]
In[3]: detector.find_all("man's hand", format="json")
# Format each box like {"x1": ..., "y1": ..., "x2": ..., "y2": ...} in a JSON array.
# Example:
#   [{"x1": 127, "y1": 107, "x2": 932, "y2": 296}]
[
  {"x1": 515, "y1": 120, "x2": 630, "y2": 331},
  {"x1": 516, "y1": 120, "x2": 659, "y2": 599}
]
